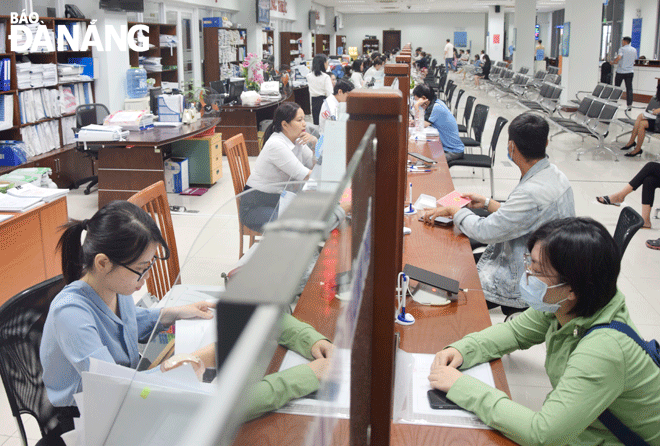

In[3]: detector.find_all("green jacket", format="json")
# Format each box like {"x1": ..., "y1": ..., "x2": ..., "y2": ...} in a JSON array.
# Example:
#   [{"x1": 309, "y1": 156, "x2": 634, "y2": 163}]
[
  {"x1": 448, "y1": 290, "x2": 660, "y2": 445},
  {"x1": 244, "y1": 313, "x2": 328, "y2": 421}
]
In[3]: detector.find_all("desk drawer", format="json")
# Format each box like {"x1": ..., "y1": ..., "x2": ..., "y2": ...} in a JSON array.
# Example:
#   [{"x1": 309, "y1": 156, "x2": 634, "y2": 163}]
[
  {"x1": 98, "y1": 169, "x2": 165, "y2": 191},
  {"x1": 98, "y1": 147, "x2": 164, "y2": 170}
]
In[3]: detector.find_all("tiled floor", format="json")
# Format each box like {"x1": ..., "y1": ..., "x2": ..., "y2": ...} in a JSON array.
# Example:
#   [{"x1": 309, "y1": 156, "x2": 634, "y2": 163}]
[{"x1": 2, "y1": 71, "x2": 660, "y2": 443}]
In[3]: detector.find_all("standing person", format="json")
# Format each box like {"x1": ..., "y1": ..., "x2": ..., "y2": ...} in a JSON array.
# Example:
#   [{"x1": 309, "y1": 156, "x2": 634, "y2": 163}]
[
  {"x1": 306, "y1": 54, "x2": 333, "y2": 125},
  {"x1": 428, "y1": 217, "x2": 660, "y2": 444},
  {"x1": 319, "y1": 79, "x2": 354, "y2": 134},
  {"x1": 424, "y1": 113, "x2": 575, "y2": 317},
  {"x1": 610, "y1": 37, "x2": 637, "y2": 108},
  {"x1": 444, "y1": 39, "x2": 455, "y2": 71},
  {"x1": 412, "y1": 84, "x2": 464, "y2": 162},
  {"x1": 240, "y1": 102, "x2": 317, "y2": 232}
]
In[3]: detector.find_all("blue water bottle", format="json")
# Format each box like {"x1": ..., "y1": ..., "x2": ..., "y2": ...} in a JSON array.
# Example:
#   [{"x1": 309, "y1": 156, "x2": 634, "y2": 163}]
[{"x1": 126, "y1": 67, "x2": 148, "y2": 98}]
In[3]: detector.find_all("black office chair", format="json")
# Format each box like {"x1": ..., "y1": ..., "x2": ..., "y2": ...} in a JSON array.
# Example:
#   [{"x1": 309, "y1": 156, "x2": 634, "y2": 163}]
[
  {"x1": 444, "y1": 82, "x2": 456, "y2": 107},
  {"x1": 449, "y1": 116, "x2": 508, "y2": 198},
  {"x1": 453, "y1": 89, "x2": 465, "y2": 119},
  {"x1": 613, "y1": 206, "x2": 645, "y2": 259},
  {"x1": 461, "y1": 103, "x2": 490, "y2": 154},
  {"x1": 0, "y1": 275, "x2": 68, "y2": 446},
  {"x1": 72, "y1": 103, "x2": 110, "y2": 195},
  {"x1": 457, "y1": 95, "x2": 476, "y2": 135}
]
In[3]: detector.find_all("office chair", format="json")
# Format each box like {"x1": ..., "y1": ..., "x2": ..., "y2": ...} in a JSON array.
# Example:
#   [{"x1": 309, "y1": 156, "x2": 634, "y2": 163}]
[
  {"x1": 453, "y1": 89, "x2": 465, "y2": 119},
  {"x1": 461, "y1": 103, "x2": 490, "y2": 154},
  {"x1": 223, "y1": 134, "x2": 262, "y2": 258},
  {"x1": 128, "y1": 181, "x2": 181, "y2": 299},
  {"x1": 457, "y1": 95, "x2": 476, "y2": 135},
  {"x1": 448, "y1": 116, "x2": 508, "y2": 198},
  {"x1": 0, "y1": 275, "x2": 68, "y2": 446},
  {"x1": 613, "y1": 206, "x2": 645, "y2": 259},
  {"x1": 72, "y1": 103, "x2": 110, "y2": 195}
]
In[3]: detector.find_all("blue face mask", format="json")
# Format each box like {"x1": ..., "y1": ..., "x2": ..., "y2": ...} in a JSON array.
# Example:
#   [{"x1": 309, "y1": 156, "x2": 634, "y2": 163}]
[
  {"x1": 519, "y1": 273, "x2": 568, "y2": 313},
  {"x1": 507, "y1": 143, "x2": 513, "y2": 162}
]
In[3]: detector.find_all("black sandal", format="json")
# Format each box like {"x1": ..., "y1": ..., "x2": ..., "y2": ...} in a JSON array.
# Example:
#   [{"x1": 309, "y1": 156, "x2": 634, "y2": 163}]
[
  {"x1": 646, "y1": 239, "x2": 660, "y2": 250},
  {"x1": 596, "y1": 196, "x2": 621, "y2": 206}
]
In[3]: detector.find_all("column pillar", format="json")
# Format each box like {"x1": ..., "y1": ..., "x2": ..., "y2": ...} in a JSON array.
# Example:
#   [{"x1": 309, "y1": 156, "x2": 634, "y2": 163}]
[
  {"x1": 561, "y1": 0, "x2": 601, "y2": 101},
  {"x1": 513, "y1": 0, "x2": 535, "y2": 71},
  {"x1": 488, "y1": 6, "x2": 505, "y2": 63}
]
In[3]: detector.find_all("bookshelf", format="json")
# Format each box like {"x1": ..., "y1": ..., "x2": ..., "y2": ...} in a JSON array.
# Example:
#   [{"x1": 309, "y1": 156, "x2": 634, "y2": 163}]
[
  {"x1": 203, "y1": 26, "x2": 247, "y2": 83},
  {"x1": 313, "y1": 33, "x2": 330, "y2": 56},
  {"x1": 362, "y1": 38, "x2": 379, "y2": 55},
  {"x1": 336, "y1": 35, "x2": 346, "y2": 56},
  {"x1": 262, "y1": 29, "x2": 274, "y2": 59},
  {"x1": 0, "y1": 15, "x2": 95, "y2": 188},
  {"x1": 279, "y1": 32, "x2": 303, "y2": 68},
  {"x1": 128, "y1": 22, "x2": 178, "y2": 88}
]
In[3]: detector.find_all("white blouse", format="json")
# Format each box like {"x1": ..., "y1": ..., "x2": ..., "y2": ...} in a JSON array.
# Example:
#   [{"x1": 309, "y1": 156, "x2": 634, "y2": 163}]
[
  {"x1": 306, "y1": 72, "x2": 333, "y2": 98},
  {"x1": 350, "y1": 72, "x2": 364, "y2": 88},
  {"x1": 246, "y1": 132, "x2": 314, "y2": 194}
]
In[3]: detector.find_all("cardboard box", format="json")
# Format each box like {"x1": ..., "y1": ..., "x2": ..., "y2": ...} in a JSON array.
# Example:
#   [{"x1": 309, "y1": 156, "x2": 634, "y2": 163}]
[{"x1": 164, "y1": 157, "x2": 189, "y2": 193}]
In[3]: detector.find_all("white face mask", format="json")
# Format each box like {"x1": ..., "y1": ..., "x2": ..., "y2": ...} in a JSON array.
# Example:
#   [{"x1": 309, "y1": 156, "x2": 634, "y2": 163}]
[{"x1": 519, "y1": 272, "x2": 568, "y2": 313}]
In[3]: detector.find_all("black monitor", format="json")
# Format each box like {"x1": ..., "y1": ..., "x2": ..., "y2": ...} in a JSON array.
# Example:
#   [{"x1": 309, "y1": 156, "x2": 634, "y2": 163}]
[
  {"x1": 228, "y1": 79, "x2": 245, "y2": 104},
  {"x1": 209, "y1": 80, "x2": 226, "y2": 95},
  {"x1": 149, "y1": 87, "x2": 162, "y2": 115}
]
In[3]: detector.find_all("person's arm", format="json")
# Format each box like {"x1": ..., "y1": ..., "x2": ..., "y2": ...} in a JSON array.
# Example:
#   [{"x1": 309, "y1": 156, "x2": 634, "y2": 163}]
[
  {"x1": 278, "y1": 313, "x2": 329, "y2": 359},
  {"x1": 269, "y1": 138, "x2": 313, "y2": 180},
  {"x1": 443, "y1": 331, "x2": 626, "y2": 446},
  {"x1": 324, "y1": 74, "x2": 333, "y2": 97},
  {"x1": 135, "y1": 306, "x2": 163, "y2": 342},
  {"x1": 159, "y1": 301, "x2": 215, "y2": 327}
]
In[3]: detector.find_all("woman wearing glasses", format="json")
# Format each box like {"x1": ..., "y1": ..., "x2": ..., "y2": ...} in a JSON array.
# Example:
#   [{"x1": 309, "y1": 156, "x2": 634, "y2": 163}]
[
  {"x1": 429, "y1": 217, "x2": 660, "y2": 444},
  {"x1": 40, "y1": 201, "x2": 215, "y2": 433}
]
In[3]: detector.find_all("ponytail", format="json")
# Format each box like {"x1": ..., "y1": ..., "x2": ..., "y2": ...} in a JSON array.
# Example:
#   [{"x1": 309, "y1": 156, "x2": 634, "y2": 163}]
[
  {"x1": 57, "y1": 201, "x2": 170, "y2": 284},
  {"x1": 263, "y1": 102, "x2": 301, "y2": 145},
  {"x1": 57, "y1": 220, "x2": 87, "y2": 284}
]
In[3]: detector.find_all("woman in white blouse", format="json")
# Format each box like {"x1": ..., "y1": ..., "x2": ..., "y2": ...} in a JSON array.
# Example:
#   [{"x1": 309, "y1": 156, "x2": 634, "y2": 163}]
[
  {"x1": 239, "y1": 102, "x2": 317, "y2": 232},
  {"x1": 363, "y1": 56, "x2": 385, "y2": 85},
  {"x1": 350, "y1": 59, "x2": 365, "y2": 88},
  {"x1": 306, "y1": 54, "x2": 333, "y2": 125}
]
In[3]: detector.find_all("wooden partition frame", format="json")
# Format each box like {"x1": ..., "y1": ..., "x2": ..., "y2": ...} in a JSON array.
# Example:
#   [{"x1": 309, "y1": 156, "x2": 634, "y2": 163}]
[
  {"x1": 395, "y1": 55, "x2": 411, "y2": 64},
  {"x1": 346, "y1": 89, "x2": 404, "y2": 446}
]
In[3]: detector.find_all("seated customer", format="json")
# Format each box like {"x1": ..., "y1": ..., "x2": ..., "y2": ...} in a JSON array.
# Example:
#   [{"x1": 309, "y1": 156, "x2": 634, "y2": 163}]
[
  {"x1": 364, "y1": 56, "x2": 385, "y2": 84},
  {"x1": 615, "y1": 84, "x2": 660, "y2": 157},
  {"x1": 41, "y1": 201, "x2": 216, "y2": 434},
  {"x1": 424, "y1": 113, "x2": 575, "y2": 316},
  {"x1": 319, "y1": 79, "x2": 354, "y2": 134},
  {"x1": 240, "y1": 102, "x2": 316, "y2": 232},
  {"x1": 475, "y1": 54, "x2": 491, "y2": 87},
  {"x1": 429, "y1": 217, "x2": 660, "y2": 444},
  {"x1": 413, "y1": 84, "x2": 464, "y2": 162},
  {"x1": 598, "y1": 161, "x2": 660, "y2": 228}
]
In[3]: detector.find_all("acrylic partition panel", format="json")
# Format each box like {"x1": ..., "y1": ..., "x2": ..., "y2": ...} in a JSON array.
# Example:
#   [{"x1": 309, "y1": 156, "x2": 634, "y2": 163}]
[{"x1": 77, "y1": 125, "x2": 376, "y2": 446}]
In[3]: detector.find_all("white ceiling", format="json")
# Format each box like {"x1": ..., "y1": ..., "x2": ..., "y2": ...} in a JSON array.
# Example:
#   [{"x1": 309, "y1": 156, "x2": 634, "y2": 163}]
[{"x1": 313, "y1": 0, "x2": 566, "y2": 14}]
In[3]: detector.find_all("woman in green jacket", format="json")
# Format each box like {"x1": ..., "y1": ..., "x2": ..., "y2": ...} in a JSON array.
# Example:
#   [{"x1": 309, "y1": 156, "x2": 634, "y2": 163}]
[{"x1": 429, "y1": 217, "x2": 660, "y2": 445}]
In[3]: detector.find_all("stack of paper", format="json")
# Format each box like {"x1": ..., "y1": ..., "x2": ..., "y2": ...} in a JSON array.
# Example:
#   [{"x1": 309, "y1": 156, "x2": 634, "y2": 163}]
[
  {"x1": 57, "y1": 64, "x2": 85, "y2": 83},
  {"x1": 19, "y1": 89, "x2": 61, "y2": 124},
  {"x1": 0, "y1": 167, "x2": 52, "y2": 186},
  {"x1": 58, "y1": 82, "x2": 92, "y2": 114},
  {"x1": 140, "y1": 56, "x2": 163, "y2": 73},
  {"x1": 6, "y1": 183, "x2": 68, "y2": 202},
  {"x1": 103, "y1": 110, "x2": 154, "y2": 131},
  {"x1": 42, "y1": 63, "x2": 57, "y2": 86},
  {"x1": 29, "y1": 63, "x2": 44, "y2": 88},
  {"x1": 0, "y1": 193, "x2": 42, "y2": 212},
  {"x1": 16, "y1": 62, "x2": 31, "y2": 89},
  {"x1": 61, "y1": 116, "x2": 77, "y2": 145},
  {"x1": 20, "y1": 121, "x2": 61, "y2": 156},
  {"x1": 77, "y1": 124, "x2": 129, "y2": 141}
]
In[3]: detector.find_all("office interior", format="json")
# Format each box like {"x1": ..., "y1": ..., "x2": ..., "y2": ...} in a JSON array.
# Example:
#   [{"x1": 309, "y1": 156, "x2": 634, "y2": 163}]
[{"x1": 1, "y1": 0, "x2": 660, "y2": 444}]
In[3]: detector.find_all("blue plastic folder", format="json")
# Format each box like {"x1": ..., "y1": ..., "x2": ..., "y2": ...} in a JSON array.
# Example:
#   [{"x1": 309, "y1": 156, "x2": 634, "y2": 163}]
[{"x1": 0, "y1": 58, "x2": 10, "y2": 91}]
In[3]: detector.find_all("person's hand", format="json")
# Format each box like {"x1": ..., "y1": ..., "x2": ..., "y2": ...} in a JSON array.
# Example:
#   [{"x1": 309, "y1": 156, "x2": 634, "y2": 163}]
[
  {"x1": 423, "y1": 206, "x2": 458, "y2": 225},
  {"x1": 308, "y1": 357, "x2": 331, "y2": 381},
  {"x1": 415, "y1": 97, "x2": 430, "y2": 110},
  {"x1": 311, "y1": 339, "x2": 334, "y2": 359},
  {"x1": 432, "y1": 347, "x2": 463, "y2": 370},
  {"x1": 160, "y1": 354, "x2": 206, "y2": 381},
  {"x1": 161, "y1": 301, "x2": 215, "y2": 325},
  {"x1": 298, "y1": 132, "x2": 318, "y2": 147},
  {"x1": 462, "y1": 192, "x2": 486, "y2": 209},
  {"x1": 428, "y1": 365, "x2": 463, "y2": 393}
]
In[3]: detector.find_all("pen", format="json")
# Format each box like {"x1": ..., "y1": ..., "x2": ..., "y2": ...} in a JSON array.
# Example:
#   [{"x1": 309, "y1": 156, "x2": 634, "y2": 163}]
[
  {"x1": 408, "y1": 182, "x2": 413, "y2": 213},
  {"x1": 408, "y1": 168, "x2": 432, "y2": 172}
]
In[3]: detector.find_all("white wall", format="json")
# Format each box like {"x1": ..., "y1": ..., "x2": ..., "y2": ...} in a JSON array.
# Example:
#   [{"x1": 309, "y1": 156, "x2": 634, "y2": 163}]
[
  {"x1": 341, "y1": 12, "x2": 487, "y2": 60},
  {"x1": 488, "y1": 7, "x2": 505, "y2": 62},
  {"x1": 622, "y1": 0, "x2": 658, "y2": 59},
  {"x1": 536, "y1": 12, "x2": 552, "y2": 48}
]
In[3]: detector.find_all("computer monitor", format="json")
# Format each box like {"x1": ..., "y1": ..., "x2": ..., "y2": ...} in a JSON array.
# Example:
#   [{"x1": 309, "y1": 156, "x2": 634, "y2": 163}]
[
  {"x1": 149, "y1": 87, "x2": 162, "y2": 115},
  {"x1": 209, "y1": 80, "x2": 226, "y2": 95},
  {"x1": 228, "y1": 79, "x2": 245, "y2": 104}
]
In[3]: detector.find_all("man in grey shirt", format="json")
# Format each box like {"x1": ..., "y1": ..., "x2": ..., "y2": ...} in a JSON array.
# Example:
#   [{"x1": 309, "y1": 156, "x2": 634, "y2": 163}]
[
  {"x1": 424, "y1": 114, "x2": 575, "y2": 317},
  {"x1": 611, "y1": 36, "x2": 638, "y2": 107}
]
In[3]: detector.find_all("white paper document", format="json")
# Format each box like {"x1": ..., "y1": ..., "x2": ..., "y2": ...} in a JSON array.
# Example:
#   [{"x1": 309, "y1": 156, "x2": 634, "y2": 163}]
[
  {"x1": 174, "y1": 319, "x2": 215, "y2": 356},
  {"x1": 394, "y1": 351, "x2": 494, "y2": 430},
  {"x1": 275, "y1": 348, "x2": 351, "y2": 418}
]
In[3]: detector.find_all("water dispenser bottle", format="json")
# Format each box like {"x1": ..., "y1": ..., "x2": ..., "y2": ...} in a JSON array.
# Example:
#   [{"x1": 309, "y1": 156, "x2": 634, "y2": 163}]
[{"x1": 126, "y1": 67, "x2": 148, "y2": 98}]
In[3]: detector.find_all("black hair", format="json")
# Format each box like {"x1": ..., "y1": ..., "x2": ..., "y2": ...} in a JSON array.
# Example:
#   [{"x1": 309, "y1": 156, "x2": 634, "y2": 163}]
[
  {"x1": 334, "y1": 79, "x2": 354, "y2": 96},
  {"x1": 413, "y1": 84, "x2": 436, "y2": 103},
  {"x1": 623, "y1": 36, "x2": 631, "y2": 43},
  {"x1": 312, "y1": 54, "x2": 328, "y2": 76},
  {"x1": 374, "y1": 56, "x2": 385, "y2": 66},
  {"x1": 370, "y1": 52, "x2": 381, "y2": 61},
  {"x1": 343, "y1": 65, "x2": 352, "y2": 78},
  {"x1": 527, "y1": 217, "x2": 620, "y2": 318},
  {"x1": 508, "y1": 113, "x2": 548, "y2": 160},
  {"x1": 538, "y1": 40, "x2": 542, "y2": 44},
  {"x1": 655, "y1": 84, "x2": 660, "y2": 100},
  {"x1": 446, "y1": 39, "x2": 451, "y2": 43},
  {"x1": 263, "y1": 102, "x2": 302, "y2": 144},
  {"x1": 483, "y1": 54, "x2": 491, "y2": 63},
  {"x1": 57, "y1": 201, "x2": 170, "y2": 284},
  {"x1": 415, "y1": 47, "x2": 422, "y2": 52},
  {"x1": 352, "y1": 58, "x2": 364, "y2": 73}
]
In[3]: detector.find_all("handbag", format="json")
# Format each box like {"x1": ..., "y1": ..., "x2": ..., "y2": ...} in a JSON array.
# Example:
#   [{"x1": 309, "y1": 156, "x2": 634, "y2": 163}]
[{"x1": 582, "y1": 321, "x2": 660, "y2": 445}]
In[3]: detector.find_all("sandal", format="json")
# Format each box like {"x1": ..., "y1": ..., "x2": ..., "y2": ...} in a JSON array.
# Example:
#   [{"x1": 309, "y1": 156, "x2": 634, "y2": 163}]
[
  {"x1": 596, "y1": 196, "x2": 621, "y2": 206},
  {"x1": 646, "y1": 239, "x2": 660, "y2": 250}
]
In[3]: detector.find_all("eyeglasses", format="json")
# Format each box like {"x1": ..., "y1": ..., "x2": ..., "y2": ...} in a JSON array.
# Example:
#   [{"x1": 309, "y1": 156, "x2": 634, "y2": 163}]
[
  {"x1": 119, "y1": 256, "x2": 163, "y2": 282},
  {"x1": 522, "y1": 253, "x2": 566, "y2": 288}
]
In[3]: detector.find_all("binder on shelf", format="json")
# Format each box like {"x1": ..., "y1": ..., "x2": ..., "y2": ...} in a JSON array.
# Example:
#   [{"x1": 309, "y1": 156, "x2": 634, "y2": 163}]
[
  {"x1": 68, "y1": 57, "x2": 93, "y2": 78},
  {"x1": 0, "y1": 58, "x2": 10, "y2": 91},
  {"x1": 0, "y1": 94, "x2": 13, "y2": 131}
]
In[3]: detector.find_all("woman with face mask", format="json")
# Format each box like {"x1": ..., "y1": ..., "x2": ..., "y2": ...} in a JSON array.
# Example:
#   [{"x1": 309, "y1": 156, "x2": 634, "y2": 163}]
[{"x1": 428, "y1": 217, "x2": 660, "y2": 445}]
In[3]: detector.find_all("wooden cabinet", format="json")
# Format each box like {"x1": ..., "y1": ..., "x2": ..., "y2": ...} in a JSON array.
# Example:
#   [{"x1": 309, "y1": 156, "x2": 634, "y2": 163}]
[
  {"x1": 262, "y1": 29, "x2": 274, "y2": 59},
  {"x1": 336, "y1": 35, "x2": 346, "y2": 56},
  {"x1": 279, "y1": 32, "x2": 303, "y2": 68},
  {"x1": 313, "y1": 33, "x2": 330, "y2": 56},
  {"x1": 363, "y1": 39, "x2": 379, "y2": 55},
  {"x1": 171, "y1": 133, "x2": 223, "y2": 185},
  {"x1": 203, "y1": 27, "x2": 247, "y2": 84},
  {"x1": 0, "y1": 197, "x2": 68, "y2": 307},
  {"x1": 128, "y1": 22, "x2": 178, "y2": 88}
]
